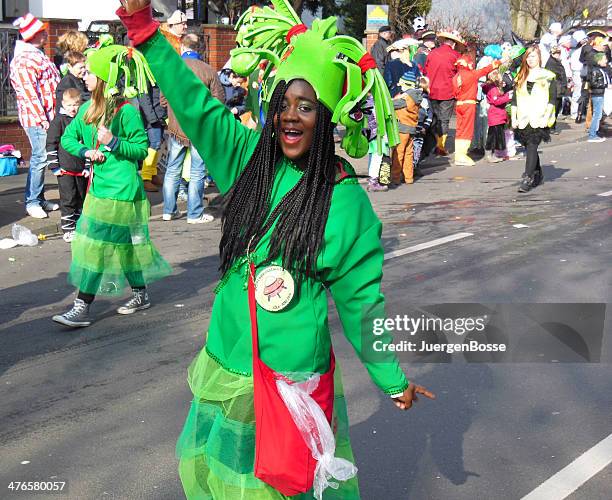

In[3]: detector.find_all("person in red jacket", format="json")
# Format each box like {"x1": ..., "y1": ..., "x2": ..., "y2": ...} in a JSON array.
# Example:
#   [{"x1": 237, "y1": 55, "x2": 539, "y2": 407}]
[
  {"x1": 423, "y1": 30, "x2": 463, "y2": 156},
  {"x1": 453, "y1": 54, "x2": 502, "y2": 165}
]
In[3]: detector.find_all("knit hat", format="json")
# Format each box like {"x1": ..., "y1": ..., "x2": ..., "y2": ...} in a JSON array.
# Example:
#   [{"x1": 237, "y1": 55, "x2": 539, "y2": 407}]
[
  {"x1": 558, "y1": 35, "x2": 572, "y2": 47},
  {"x1": 87, "y1": 45, "x2": 155, "y2": 99},
  {"x1": 572, "y1": 30, "x2": 587, "y2": 43},
  {"x1": 549, "y1": 22, "x2": 562, "y2": 35},
  {"x1": 230, "y1": 0, "x2": 399, "y2": 158},
  {"x1": 12, "y1": 13, "x2": 47, "y2": 42}
]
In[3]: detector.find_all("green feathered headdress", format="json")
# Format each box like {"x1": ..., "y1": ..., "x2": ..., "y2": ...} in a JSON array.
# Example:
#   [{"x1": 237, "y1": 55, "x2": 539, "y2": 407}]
[
  {"x1": 230, "y1": 0, "x2": 399, "y2": 158},
  {"x1": 84, "y1": 34, "x2": 115, "y2": 57},
  {"x1": 87, "y1": 44, "x2": 155, "y2": 100}
]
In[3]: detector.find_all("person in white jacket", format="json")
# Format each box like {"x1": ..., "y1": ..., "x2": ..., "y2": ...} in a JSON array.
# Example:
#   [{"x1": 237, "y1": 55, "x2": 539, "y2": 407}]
[
  {"x1": 539, "y1": 22, "x2": 563, "y2": 67},
  {"x1": 570, "y1": 30, "x2": 588, "y2": 119}
]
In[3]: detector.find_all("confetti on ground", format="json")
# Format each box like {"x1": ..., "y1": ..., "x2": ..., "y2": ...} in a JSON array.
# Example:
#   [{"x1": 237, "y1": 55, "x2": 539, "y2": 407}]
[
  {"x1": 598, "y1": 175, "x2": 606, "y2": 178},
  {"x1": 21, "y1": 461, "x2": 30, "y2": 465},
  {"x1": 175, "y1": 304, "x2": 185, "y2": 308},
  {"x1": 560, "y1": 259, "x2": 567, "y2": 262},
  {"x1": 513, "y1": 224, "x2": 529, "y2": 228}
]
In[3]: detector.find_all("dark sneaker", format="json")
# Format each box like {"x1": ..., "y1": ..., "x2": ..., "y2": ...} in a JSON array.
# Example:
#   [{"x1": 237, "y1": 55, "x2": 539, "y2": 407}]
[
  {"x1": 117, "y1": 289, "x2": 151, "y2": 315},
  {"x1": 42, "y1": 200, "x2": 60, "y2": 212},
  {"x1": 518, "y1": 177, "x2": 532, "y2": 193},
  {"x1": 533, "y1": 169, "x2": 544, "y2": 187},
  {"x1": 52, "y1": 299, "x2": 91, "y2": 327}
]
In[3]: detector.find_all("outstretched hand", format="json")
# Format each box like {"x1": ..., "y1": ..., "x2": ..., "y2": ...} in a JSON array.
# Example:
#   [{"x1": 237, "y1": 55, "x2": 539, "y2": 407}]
[
  {"x1": 119, "y1": 0, "x2": 150, "y2": 14},
  {"x1": 392, "y1": 382, "x2": 435, "y2": 411}
]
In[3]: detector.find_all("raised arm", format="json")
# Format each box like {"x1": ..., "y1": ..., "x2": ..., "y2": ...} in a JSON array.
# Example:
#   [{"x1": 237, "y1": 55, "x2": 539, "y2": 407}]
[{"x1": 117, "y1": 4, "x2": 260, "y2": 194}]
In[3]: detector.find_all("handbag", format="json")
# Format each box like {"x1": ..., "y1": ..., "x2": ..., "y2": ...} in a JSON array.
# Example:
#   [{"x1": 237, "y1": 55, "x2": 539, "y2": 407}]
[{"x1": 248, "y1": 262, "x2": 336, "y2": 496}]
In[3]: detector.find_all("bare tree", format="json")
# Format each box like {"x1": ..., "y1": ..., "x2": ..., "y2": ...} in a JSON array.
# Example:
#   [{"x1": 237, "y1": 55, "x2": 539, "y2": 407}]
[
  {"x1": 207, "y1": 0, "x2": 249, "y2": 24},
  {"x1": 387, "y1": 0, "x2": 432, "y2": 35},
  {"x1": 427, "y1": 0, "x2": 510, "y2": 43},
  {"x1": 510, "y1": 0, "x2": 608, "y2": 37}
]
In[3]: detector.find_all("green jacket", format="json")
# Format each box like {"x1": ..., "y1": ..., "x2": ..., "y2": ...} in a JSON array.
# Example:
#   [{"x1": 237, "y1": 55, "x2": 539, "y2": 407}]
[
  {"x1": 61, "y1": 101, "x2": 149, "y2": 201},
  {"x1": 140, "y1": 31, "x2": 409, "y2": 396}
]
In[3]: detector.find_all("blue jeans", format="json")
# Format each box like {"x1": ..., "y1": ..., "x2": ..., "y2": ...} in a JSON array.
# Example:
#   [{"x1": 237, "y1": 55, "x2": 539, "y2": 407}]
[
  {"x1": 588, "y1": 95, "x2": 604, "y2": 139},
  {"x1": 146, "y1": 125, "x2": 163, "y2": 149},
  {"x1": 24, "y1": 126, "x2": 48, "y2": 209},
  {"x1": 162, "y1": 137, "x2": 206, "y2": 219}
]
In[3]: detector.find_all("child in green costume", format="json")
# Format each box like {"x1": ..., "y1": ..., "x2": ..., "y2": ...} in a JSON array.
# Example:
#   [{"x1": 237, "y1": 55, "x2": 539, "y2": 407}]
[
  {"x1": 119, "y1": 1, "x2": 435, "y2": 498},
  {"x1": 52, "y1": 44, "x2": 171, "y2": 328}
]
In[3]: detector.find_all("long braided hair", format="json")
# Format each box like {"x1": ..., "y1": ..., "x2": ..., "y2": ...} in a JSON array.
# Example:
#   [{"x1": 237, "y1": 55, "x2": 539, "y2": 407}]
[{"x1": 220, "y1": 80, "x2": 337, "y2": 283}]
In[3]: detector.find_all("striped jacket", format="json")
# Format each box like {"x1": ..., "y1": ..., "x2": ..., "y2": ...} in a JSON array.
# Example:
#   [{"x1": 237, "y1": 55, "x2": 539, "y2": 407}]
[{"x1": 9, "y1": 40, "x2": 60, "y2": 129}]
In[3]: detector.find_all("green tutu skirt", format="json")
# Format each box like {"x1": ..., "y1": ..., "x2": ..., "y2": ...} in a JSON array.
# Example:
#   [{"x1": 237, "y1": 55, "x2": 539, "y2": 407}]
[
  {"x1": 68, "y1": 193, "x2": 171, "y2": 295},
  {"x1": 176, "y1": 348, "x2": 361, "y2": 499}
]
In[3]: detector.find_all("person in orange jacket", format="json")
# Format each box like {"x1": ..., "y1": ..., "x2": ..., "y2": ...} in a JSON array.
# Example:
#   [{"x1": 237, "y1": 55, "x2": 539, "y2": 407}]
[{"x1": 453, "y1": 54, "x2": 502, "y2": 165}]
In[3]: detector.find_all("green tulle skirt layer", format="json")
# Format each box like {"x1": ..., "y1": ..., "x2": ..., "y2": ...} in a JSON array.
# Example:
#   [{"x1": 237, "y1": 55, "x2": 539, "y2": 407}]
[
  {"x1": 176, "y1": 347, "x2": 361, "y2": 499},
  {"x1": 68, "y1": 194, "x2": 171, "y2": 295}
]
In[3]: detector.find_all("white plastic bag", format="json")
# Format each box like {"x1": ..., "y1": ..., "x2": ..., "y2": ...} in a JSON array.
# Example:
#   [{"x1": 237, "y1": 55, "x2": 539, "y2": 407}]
[
  {"x1": 276, "y1": 375, "x2": 357, "y2": 500},
  {"x1": 11, "y1": 224, "x2": 38, "y2": 247}
]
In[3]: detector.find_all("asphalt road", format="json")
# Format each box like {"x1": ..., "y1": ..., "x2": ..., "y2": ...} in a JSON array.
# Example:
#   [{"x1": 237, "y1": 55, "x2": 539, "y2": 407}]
[{"x1": 0, "y1": 121, "x2": 610, "y2": 500}]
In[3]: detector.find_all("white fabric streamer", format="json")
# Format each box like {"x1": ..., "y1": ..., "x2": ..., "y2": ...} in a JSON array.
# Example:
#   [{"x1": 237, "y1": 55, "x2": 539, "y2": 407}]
[{"x1": 276, "y1": 375, "x2": 358, "y2": 500}]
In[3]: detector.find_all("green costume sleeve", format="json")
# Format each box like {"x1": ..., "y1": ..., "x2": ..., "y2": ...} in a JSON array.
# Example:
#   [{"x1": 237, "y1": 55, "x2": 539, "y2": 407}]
[
  {"x1": 139, "y1": 31, "x2": 260, "y2": 194},
  {"x1": 326, "y1": 219, "x2": 409, "y2": 396},
  {"x1": 61, "y1": 104, "x2": 88, "y2": 157},
  {"x1": 113, "y1": 105, "x2": 149, "y2": 162}
]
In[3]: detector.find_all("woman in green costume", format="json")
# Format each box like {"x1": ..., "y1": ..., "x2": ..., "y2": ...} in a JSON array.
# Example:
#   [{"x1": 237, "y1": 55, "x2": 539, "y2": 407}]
[
  {"x1": 119, "y1": 1, "x2": 435, "y2": 498},
  {"x1": 52, "y1": 45, "x2": 171, "y2": 327}
]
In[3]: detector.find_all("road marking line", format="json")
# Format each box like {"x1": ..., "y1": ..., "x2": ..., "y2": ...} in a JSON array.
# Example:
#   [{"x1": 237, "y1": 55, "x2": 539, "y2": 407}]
[
  {"x1": 521, "y1": 433, "x2": 612, "y2": 500},
  {"x1": 384, "y1": 232, "x2": 474, "y2": 261},
  {"x1": 596, "y1": 190, "x2": 612, "y2": 197}
]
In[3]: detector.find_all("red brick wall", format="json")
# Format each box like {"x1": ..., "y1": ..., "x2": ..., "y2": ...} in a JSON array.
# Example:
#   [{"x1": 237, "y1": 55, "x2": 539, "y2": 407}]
[
  {"x1": 0, "y1": 119, "x2": 31, "y2": 159},
  {"x1": 201, "y1": 24, "x2": 236, "y2": 71},
  {"x1": 365, "y1": 31, "x2": 379, "y2": 52},
  {"x1": 42, "y1": 19, "x2": 80, "y2": 61}
]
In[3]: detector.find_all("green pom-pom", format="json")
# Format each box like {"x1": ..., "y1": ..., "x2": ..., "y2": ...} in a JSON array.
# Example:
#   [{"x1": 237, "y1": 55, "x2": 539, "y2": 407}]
[
  {"x1": 124, "y1": 86, "x2": 138, "y2": 99},
  {"x1": 231, "y1": 52, "x2": 260, "y2": 76}
]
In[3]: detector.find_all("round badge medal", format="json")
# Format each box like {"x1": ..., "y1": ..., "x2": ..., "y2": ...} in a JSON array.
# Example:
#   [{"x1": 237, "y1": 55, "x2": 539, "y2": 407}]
[{"x1": 254, "y1": 266, "x2": 295, "y2": 312}]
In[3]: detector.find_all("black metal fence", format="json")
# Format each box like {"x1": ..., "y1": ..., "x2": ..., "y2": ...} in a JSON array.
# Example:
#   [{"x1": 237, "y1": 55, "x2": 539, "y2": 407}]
[{"x1": 0, "y1": 28, "x2": 18, "y2": 117}]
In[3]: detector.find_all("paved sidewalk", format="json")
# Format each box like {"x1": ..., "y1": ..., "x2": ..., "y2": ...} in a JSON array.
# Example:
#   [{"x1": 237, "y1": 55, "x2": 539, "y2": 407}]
[{"x1": 0, "y1": 117, "x2": 600, "y2": 240}]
